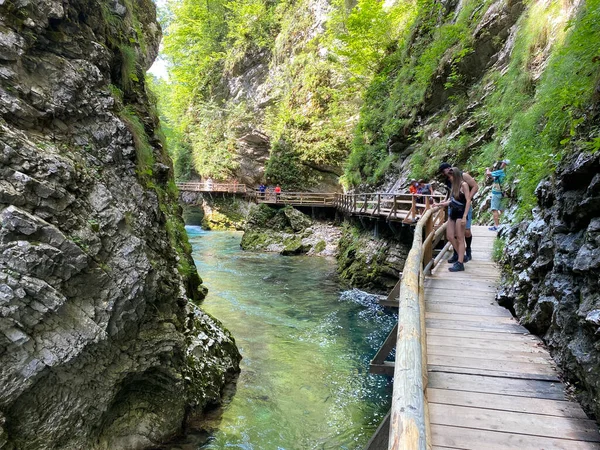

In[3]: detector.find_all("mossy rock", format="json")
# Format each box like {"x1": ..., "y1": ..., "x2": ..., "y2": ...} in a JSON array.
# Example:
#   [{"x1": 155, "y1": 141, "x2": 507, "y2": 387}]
[
  {"x1": 240, "y1": 230, "x2": 273, "y2": 250},
  {"x1": 281, "y1": 236, "x2": 311, "y2": 255},
  {"x1": 313, "y1": 240, "x2": 326, "y2": 253},
  {"x1": 282, "y1": 206, "x2": 312, "y2": 232},
  {"x1": 202, "y1": 211, "x2": 236, "y2": 230},
  {"x1": 246, "y1": 204, "x2": 278, "y2": 228}
]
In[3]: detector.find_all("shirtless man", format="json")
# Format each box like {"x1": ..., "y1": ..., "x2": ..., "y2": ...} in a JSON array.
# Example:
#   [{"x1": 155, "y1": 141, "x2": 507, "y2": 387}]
[{"x1": 439, "y1": 162, "x2": 479, "y2": 262}]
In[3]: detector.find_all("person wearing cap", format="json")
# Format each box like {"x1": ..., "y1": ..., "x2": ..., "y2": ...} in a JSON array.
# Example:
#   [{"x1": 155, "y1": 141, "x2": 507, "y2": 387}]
[
  {"x1": 486, "y1": 160, "x2": 509, "y2": 231},
  {"x1": 439, "y1": 162, "x2": 478, "y2": 263}
]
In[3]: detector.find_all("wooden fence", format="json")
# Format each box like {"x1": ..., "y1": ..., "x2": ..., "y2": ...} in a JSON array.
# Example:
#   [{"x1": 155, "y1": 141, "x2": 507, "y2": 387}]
[
  {"x1": 177, "y1": 182, "x2": 447, "y2": 225},
  {"x1": 388, "y1": 206, "x2": 447, "y2": 450},
  {"x1": 336, "y1": 193, "x2": 446, "y2": 224},
  {"x1": 176, "y1": 182, "x2": 248, "y2": 193},
  {"x1": 255, "y1": 191, "x2": 337, "y2": 206}
]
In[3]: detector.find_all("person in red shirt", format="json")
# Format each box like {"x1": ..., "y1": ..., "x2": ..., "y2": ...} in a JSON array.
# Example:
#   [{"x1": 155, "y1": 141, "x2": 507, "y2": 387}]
[
  {"x1": 409, "y1": 179, "x2": 418, "y2": 195},
  {"x1": 274, "y1": 184, "x2": 281, "y2": 202}
]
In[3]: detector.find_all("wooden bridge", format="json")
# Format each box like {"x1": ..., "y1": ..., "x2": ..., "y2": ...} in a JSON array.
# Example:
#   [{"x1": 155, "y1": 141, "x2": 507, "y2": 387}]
[
  {"x1": 176, "y1": 182, "x2": 445, "y2": 224},
  {"x1": 367, "y1": 209, "x2": 600, "y2": 449}
]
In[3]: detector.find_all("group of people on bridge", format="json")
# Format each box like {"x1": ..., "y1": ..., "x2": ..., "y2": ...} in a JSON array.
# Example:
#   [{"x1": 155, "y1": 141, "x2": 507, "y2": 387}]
[{"x1": 417, "y1": 160, "x2": 509, "y2": 273}]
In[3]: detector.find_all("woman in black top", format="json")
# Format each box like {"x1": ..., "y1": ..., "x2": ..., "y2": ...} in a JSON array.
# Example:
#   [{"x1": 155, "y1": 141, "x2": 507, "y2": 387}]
[{"x1": 434, "y1": 167, "x2": 472, "y2": 272}]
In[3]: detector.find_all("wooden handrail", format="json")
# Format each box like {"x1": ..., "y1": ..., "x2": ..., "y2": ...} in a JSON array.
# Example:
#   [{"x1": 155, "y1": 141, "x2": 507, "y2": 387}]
[{"x1": 389, "y1": 206, "x2": 446, "y2": 450}]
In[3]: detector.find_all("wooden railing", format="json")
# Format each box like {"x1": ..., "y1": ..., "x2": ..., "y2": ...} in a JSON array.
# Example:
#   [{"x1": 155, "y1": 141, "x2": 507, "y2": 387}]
[
  {"x1": 176, "y1": 182, "x2": 248, "y2": 193},
  {"x1": 335, "y1": 193, "x2": 446, "y2": 224},
  {"x1": 176, "y1": 181, "x2": 447, "y2": 224},
  {"x1": 255, "y1": 191, "x2": 337, "y2": 205},
  {"x1": 389, "y1": 206, "x2": 447, "y2": 450}
]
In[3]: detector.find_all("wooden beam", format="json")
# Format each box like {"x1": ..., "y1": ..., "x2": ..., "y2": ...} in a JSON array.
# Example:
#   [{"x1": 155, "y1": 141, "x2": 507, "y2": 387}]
[
  {"x1": 389, "y1": 208, "x2": 436, "y2": 450},
  {"x1": 371, "y1": 323, "x2": 399, "y2": 367}
]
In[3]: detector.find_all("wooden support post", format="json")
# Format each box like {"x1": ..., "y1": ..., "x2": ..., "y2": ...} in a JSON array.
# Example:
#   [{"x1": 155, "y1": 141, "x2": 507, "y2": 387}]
[
  {"x1": 423, "y1": 214, "x2": 434, "y2": 265},
  {"x1": 389, "y1": 208, "x2": 434, "y2": 450}
]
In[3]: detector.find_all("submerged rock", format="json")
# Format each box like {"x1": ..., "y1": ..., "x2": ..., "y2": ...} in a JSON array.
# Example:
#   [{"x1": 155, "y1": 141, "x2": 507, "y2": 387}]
[{"x1": 0, "y1": 0, "x2": 240, "y2": 448}]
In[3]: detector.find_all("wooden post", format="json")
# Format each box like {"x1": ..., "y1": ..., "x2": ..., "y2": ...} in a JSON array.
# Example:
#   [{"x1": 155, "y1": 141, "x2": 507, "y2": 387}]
[
  {"x1": 376, "y1": 194, "x2": 381, "y2": 215},
  {"x1": 388, "y1": 208, "x2": 434, "y2": 450},
  {"x1": 423, "y1": 214, "x2": 434, "y2": 265}
]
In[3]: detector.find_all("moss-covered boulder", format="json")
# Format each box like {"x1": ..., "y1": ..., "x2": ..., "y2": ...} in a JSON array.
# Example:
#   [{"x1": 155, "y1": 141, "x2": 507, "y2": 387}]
[
  {"x1": 337, "y1": 223, "x2": 409, "y2": 293},
  {"x1": 241, "y1": 204, "x2": 340, "y2": 256}
]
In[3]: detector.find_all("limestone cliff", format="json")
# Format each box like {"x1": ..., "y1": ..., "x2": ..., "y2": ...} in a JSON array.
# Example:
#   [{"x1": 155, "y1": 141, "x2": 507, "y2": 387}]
[
  {"x1": 0, "y1": 0, "x2": 240, "y2": 448},
  {"x1": 498, "y1": 150, "x2": 600, "y2": 419}
]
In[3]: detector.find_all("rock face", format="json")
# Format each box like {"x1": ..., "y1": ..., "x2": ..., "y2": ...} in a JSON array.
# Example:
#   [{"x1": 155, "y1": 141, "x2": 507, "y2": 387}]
[
  {"x1": 240, "y1": 204, "x2": 340, "y2": 256},
  {"x1": 0, "y1": 1, "x2": 240, "y2": 449},
  {"x1": 337, "y1": 223, "x2": 411, "y2": 294},
  {"x1": 498, "y1": 151, "x2": 600, "y2": 419},
  {"x1": 179, "y1": 192, "x2": 251, "y2": 230}
]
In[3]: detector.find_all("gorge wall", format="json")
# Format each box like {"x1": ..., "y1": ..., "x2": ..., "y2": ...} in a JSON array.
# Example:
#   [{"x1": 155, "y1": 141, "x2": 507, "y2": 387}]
[
  {"x1": 0, "y1": 1, "x2": 240, "y2": 448},
  {"x1": 498, "y1": 150, "x2": 600, "y2": 419}
]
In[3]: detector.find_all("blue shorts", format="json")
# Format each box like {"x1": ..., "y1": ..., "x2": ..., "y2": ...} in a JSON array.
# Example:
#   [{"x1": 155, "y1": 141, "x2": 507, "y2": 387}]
[
  {"x1": 491, "y1": 193, "x2": 503, "y2": 211},
  {"x1": 466, "y1": 206, "x2": 472, "y2": 230}
]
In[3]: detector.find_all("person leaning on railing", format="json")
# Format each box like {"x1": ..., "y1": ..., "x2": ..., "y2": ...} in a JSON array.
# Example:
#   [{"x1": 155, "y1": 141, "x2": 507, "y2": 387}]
[
  {"x1": 439, "y1": 162, "x2": 478, "y2": 263},
  {"x1": 433, "y1": 166, "x2": 472, "y2": 272}
]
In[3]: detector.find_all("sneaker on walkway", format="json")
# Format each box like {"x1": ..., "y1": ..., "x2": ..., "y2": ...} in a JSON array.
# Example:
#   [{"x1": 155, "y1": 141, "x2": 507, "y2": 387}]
[
  {"x1": 463, "y1": 254, "x2": 471, "y2": 263},
  {"x1": 448, "y1": 251, "x2": 459, "y2": 264},
  {"x1": 448, "y1": 262, "x2": 465, "y2": 272},
  {"x1": 488, "y1": 226, "x2": 498, "y2": 231}
]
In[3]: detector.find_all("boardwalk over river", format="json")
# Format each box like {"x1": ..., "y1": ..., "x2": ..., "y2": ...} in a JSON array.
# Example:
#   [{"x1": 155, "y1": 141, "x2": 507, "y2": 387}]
[
  {"x1": 369, "y1": 222, "x2": 600, "y2": 449},
  {"x1": 176, "y1": 182, "x2": 445, "y2": 224},
  {"x1": 178, "y1": 181, "x2": 600, "y2": 448}
]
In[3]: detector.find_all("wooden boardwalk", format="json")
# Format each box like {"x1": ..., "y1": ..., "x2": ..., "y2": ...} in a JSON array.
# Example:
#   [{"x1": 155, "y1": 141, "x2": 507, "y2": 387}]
[
  {"x1": 177, "y1": 181, "x2": 446, "y2": 224},
  {"x1": 425, "y1": 226, "x2": 600, "y2": 449}
]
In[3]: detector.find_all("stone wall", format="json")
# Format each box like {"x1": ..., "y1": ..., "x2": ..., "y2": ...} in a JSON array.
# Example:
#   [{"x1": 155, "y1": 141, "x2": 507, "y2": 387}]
[
  {"x1": 0, "y1": 0, "x2": 240, "y2": 448},
  {"x1": 498, "y1": 151, "x2": 600, "y2": 419}
]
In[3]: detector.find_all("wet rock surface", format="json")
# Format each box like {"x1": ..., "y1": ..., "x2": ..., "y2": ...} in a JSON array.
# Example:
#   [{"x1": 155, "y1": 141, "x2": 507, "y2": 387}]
[
  {"x1": 337, "y1": 224, "x2": 411, "y2": 294},
  {"x1": 0, "y1": 1, "x2": 240, "y2": 448},
  {"x1": 498, "y1": 151, "x2": 600, "y2": 419},
  {"x1": 240, "y1": 204, "x2": 341, "y2": 256}
]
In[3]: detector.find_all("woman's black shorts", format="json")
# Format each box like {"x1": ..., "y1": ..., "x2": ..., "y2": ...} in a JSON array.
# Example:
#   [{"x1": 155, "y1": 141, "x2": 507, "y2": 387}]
[{"x1": 450, "y1": 207, "x2": 466, "y2": 221}]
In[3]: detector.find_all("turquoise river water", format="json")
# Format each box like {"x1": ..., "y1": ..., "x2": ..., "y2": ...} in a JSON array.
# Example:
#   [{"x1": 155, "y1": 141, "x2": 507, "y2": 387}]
[{"x1": 170, "y1": 226, "x2": 395, "y2": 450}]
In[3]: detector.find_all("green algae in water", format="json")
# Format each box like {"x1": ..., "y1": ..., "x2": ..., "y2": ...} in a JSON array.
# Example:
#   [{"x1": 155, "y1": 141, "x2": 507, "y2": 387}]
[{"x1": 182, "y1": 226, "x2": 394, "y2": 449}]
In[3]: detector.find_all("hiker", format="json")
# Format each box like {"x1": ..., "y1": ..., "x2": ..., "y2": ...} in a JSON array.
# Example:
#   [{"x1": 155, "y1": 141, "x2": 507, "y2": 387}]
[
  {"x1": 439, "y1": 162, "x2": 478, "y2": 263},
  {"x1": 258, "y1": 183, "x2": 266, "y2": 200},
  {"x1": 274, "y1": 184, "x2": 281, "y2": 202},
  {"x1": 205, "y1": 177, "x2": 214, "y2": 191},
  {"x1": 416, "y1": 179, "x2": 432, "y2": 213},
  {"x1": 409, "y1": 179, "x2": 419, "y2": 195},
  {"x1": 486, "y1": 160, "x2": 509, "y2": 231},
  {"x1": 434, "y1": 167, "x2": 472, "y2": 272}
]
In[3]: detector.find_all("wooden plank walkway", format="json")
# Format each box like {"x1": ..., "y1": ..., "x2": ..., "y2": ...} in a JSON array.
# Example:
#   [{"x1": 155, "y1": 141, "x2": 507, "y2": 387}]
[{"x1": 425, "y1": 226, "x2": 600, "y2": 449}]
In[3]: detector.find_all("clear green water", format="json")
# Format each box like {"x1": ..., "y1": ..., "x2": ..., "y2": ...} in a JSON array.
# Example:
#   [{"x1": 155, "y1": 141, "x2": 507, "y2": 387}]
[{"x1": 180, "y1": 226, "x2": 394, "y2": 450}]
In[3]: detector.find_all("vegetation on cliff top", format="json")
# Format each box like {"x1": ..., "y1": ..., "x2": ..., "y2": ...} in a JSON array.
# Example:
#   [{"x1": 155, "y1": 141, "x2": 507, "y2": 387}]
[{"x1": 153, "y1": 0, "x2": 600, "y2": 217}]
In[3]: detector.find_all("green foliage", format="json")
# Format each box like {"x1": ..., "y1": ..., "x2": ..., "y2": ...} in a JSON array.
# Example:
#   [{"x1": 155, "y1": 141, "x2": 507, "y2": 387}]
[
  {"x1": 188, "y1": 100, "x2": 252, "y2": 180},
  {"x1": 119, "y1": 105, "x2": 155, "y2": 176},
  {"x1": 492, "y1": 237, "x2": 505, "y2": 263},
  {"x1": 119, "y1": 45, "x2": 138, "y2": 91},
  {"x1": 471, "y1": 0, "x2": 600, "y2": 216},
  {"x1": 343, "y1": 0, "x2": 492, "y2": 187}
]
